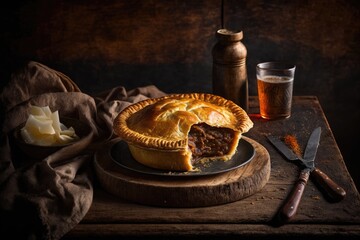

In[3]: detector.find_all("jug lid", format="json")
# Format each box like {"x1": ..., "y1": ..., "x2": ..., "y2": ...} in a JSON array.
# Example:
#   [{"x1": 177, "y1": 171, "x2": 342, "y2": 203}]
[{"x1": 216, "y1": 29, "x2": 243, "y2": 41}]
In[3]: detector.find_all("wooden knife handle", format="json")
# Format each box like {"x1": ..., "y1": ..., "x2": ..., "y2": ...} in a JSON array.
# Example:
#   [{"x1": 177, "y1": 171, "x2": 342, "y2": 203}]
[
  {"x1": 279, "y1": 170, "x2": 310, "y2": 222},
  {"x1": 311, "y1": 168, "x2": 346, "y2": 202}
]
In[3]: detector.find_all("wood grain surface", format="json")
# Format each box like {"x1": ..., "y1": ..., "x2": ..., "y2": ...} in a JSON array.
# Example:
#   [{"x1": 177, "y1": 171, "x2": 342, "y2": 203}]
[{"x1": 94, "y1": 136, "x2": 271, "y2": 207}]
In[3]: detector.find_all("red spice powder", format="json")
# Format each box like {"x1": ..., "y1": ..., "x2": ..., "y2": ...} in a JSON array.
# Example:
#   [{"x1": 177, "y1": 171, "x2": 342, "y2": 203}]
[{"x1": 283, "y1": 134, "x2": 302, "y2": 157}]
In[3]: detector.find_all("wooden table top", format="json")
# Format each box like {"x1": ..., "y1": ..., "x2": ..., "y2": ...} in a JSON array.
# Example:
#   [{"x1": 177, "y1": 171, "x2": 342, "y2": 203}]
[{"x1": 64, "y1": 96, "x2": 360, "y2": 239}]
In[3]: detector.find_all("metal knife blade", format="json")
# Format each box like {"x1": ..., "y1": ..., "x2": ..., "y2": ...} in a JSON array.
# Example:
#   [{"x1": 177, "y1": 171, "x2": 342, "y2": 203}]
[
  {"x1": 267, "y1": 136, "x2": 299, "y2": 161},
  {"x1": 303, "y1": 127, "x2": 321, "y2": 165}
]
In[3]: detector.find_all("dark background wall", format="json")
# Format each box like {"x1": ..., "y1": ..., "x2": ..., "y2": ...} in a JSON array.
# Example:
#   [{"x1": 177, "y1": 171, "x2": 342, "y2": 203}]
[{"x1": 1, "y1": 0, "x2": 359, "y2": 190}]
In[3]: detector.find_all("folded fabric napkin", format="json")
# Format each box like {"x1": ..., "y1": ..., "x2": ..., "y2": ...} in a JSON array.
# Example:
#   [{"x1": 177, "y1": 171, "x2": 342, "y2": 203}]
[{"x1": 0, "y1": 61, "x2": 166, "y2": 240}]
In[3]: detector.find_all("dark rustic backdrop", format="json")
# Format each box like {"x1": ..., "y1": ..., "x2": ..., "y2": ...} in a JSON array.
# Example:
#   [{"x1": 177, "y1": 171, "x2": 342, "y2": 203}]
[{"x1": 1, "y1": 0, "x2": 359, "y2": 190}]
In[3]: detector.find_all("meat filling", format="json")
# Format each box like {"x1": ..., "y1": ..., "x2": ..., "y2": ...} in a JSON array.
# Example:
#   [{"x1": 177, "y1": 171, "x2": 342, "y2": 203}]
[{"x1": 188, "y1": 123, "x2": 235, "y2": 163}]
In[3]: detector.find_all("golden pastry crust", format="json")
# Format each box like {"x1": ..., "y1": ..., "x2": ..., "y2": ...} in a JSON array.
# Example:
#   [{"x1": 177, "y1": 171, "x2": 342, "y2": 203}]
[{"x1": 113, "y1": 93, "x2": 253, "y2": 171}]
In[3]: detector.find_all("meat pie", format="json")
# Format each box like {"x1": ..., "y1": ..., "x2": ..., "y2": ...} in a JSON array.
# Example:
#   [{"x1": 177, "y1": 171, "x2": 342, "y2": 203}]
[{"x1": 113, "y1": 93, "x2": 253, "y2": 171}]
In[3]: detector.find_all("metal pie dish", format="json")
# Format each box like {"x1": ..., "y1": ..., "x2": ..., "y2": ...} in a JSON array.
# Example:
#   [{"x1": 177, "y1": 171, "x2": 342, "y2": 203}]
[{"x1": 111, "y1": 137, "x2": 255, "y2": 177}]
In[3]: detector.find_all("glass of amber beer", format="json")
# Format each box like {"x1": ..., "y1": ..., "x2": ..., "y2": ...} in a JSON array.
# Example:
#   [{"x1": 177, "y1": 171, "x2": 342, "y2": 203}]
[{"x1": 257, "y1": 62, "x2": 296, "y2": 119}]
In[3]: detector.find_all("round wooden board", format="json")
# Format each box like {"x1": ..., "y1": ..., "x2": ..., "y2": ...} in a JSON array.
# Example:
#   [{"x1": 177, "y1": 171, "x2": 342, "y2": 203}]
[{"x1": 94, "y1": 136, "x2": 271, "y2": 207}]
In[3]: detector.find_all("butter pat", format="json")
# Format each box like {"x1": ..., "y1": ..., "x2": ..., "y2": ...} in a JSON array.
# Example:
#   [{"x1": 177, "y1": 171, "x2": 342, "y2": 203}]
[{"x1": 21, "y1": 105, "x2": 79, "y2": 146}]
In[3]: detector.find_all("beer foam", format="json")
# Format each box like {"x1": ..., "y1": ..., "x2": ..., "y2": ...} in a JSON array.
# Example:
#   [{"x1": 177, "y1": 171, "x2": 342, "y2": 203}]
[{"x1": 258, "y1": 75, "x2": 293, "y2": 83}]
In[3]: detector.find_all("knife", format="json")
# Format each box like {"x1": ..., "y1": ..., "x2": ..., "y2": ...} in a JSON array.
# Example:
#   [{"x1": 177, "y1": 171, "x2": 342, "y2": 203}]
[
  {"x1": 301, "y1": 127, "x2": 346, "y2": 202},
  {"x1": 267, "y1": 127, "x2": 346, "y2": 221},
  {"x1": 267, "y1": 128, "x2": 346, "y2": 202}
]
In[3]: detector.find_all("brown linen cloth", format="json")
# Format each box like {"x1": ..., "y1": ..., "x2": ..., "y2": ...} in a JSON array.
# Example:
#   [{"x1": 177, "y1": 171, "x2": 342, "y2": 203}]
[{"x1": 0, "y1": 61, "x2": 166, "y2": 240}]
